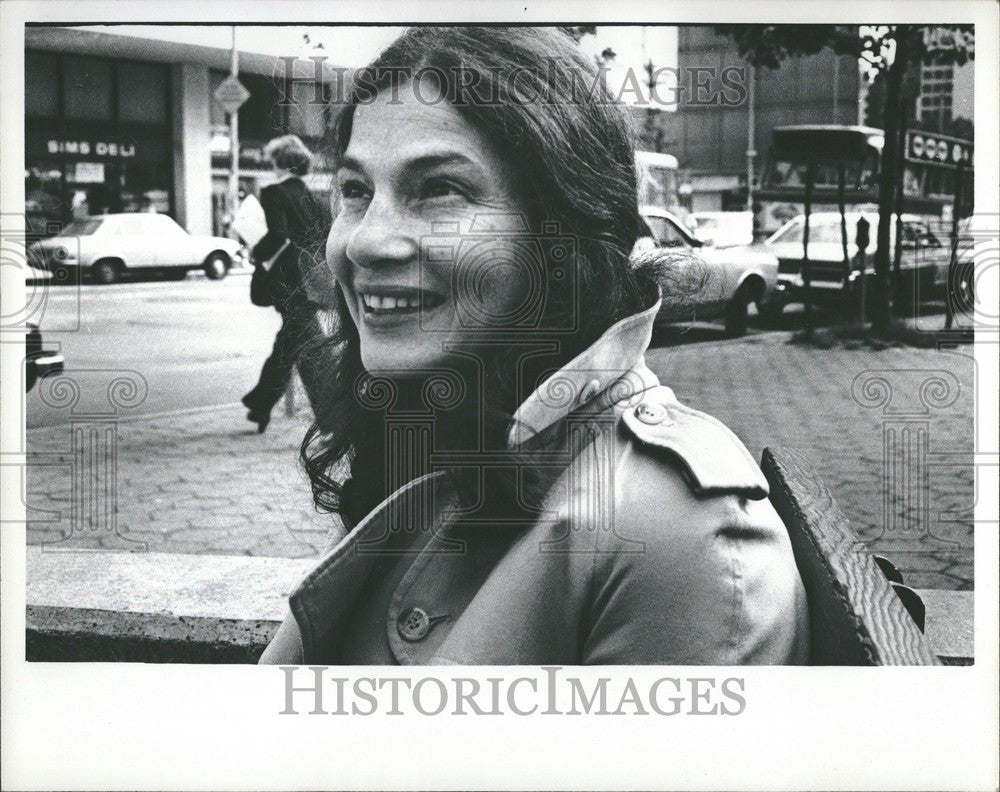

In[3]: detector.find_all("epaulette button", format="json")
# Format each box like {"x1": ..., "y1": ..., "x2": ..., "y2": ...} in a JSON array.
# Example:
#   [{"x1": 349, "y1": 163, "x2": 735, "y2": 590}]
[{"x1": 635, "y1": 402, "x2": 670, "y2": 426}]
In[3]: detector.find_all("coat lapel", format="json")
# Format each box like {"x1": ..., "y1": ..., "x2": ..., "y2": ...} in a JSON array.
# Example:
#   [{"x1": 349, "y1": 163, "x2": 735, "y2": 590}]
[{"x1": 289, "y1": 470, "x2": 457, "y2": 662}]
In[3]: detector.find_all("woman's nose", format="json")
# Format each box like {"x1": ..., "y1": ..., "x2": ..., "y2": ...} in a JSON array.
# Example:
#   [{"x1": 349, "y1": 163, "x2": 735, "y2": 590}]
[{"x1": 344, "y1": 198, "x2": 418, "y2": 271}]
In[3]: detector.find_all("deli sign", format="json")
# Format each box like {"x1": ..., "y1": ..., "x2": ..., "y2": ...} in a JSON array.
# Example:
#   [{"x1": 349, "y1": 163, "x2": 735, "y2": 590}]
[
  {"x1": 46, "y1": 138, "x2": 137, "y2": 159},
  {"x1": 904, "y1": 132, "x2": 973, "y2": 169}
]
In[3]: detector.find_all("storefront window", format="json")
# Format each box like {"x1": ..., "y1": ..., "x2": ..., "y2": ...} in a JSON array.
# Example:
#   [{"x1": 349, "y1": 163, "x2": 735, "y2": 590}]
[
  {"x1": 25, "y1": 51, "x2": 57, "y2": 117},
  {"x1": 63, "y1": 56, "x2": 113, "y2": 120},
  {"x1": 117, "y1": 62, "x2": 167, "y2": 124},
  {"x1": 25, "y1": 162, "x2": 64, "y2": 233},
  {"x1": 119, "y1": 162, "x2": 172, "y2": 213},
  {"x1": 26, "y1": 51, "x2": 174, "y2": 234}
]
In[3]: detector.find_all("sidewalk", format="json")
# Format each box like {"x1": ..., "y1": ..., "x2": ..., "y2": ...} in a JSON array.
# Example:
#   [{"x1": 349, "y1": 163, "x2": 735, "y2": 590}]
[
  {"x1": 26, "y1": 328, "x2": 977, "y2": 590},
  {"x1": 646, "y1": 326, "x2": 976, "y2": 591},
  {"x1": 26, "y1": 398, "x2": 348, "y2": 559}
]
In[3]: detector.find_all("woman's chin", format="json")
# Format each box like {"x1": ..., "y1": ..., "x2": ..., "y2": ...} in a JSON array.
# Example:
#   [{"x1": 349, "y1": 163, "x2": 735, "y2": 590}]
[
  {"x1": 359, "y1": 339, "x2": 448, "y2": 374},
  {"x1": 356, "y1": 304, "x2": 455, "y2": 372}
]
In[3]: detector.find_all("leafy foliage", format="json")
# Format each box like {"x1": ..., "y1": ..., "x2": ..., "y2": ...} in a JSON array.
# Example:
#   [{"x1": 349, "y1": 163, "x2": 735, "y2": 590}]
[{"x1": 712, "y1": 25, "x2": 860, "y2": 69}]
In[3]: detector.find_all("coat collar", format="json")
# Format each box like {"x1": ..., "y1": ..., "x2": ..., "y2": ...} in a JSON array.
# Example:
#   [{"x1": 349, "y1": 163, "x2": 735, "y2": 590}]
[
  {"x1": 507, "y1": 296, "x2": 662, "y2": 446},
  {"x1": 290, "y1": 297, "x2": 663, "y2": 662}
]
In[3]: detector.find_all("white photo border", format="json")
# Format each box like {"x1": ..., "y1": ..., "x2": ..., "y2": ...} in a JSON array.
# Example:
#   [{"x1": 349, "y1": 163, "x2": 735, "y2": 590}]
[{"x1": 2, "y1": 1, "x2": 997, "y2": 789}]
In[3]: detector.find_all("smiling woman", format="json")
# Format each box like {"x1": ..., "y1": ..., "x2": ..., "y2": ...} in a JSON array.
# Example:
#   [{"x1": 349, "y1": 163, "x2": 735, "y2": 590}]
[{"x1": 260, "y1": 26, "x2": 809, "y2": 666}]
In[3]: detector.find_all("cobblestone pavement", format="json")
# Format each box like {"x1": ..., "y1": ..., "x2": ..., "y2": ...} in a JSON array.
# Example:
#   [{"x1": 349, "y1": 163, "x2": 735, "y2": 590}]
[
  {"x1": 25, "y1": 329, "x2": 977, "y2": 590},
  {"x1": 646, "y1": 330, "x2": 977, "y2": 591},
  {"x1": 25, "y1": 398, "x2": 346, "y2": 560}
]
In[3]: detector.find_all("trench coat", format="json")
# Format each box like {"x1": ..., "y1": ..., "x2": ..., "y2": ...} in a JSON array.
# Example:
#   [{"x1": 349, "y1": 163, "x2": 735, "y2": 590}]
[{"x1": 260, "y1": 299, "x2": 810, "y2": 665}]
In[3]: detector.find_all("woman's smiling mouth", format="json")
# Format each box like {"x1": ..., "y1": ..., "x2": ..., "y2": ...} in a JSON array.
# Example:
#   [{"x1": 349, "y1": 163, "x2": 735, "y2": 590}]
[{"x1": 356, "y1": 286, "x2": 447, "y2": 324}]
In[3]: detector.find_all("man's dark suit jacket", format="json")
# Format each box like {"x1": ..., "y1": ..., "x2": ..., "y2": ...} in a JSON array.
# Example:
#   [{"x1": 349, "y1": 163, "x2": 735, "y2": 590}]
[{"x1": 251, "y1": 177, "x2": 333, "y2": 311}]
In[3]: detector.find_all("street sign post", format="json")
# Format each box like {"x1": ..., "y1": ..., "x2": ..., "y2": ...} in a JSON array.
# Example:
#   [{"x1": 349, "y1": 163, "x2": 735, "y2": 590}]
[
  {"x1": 216, "y1": 29, "x2": 246, "y2": 244},
  {"x1": 213, "y1": 75, "x2": 250, "y2": 116}
]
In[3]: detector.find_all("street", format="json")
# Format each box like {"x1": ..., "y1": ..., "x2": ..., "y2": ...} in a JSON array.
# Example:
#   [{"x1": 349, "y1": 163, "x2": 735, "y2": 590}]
[{"x1": 26, "y1": 270, "x2": 281, "y2": 428}]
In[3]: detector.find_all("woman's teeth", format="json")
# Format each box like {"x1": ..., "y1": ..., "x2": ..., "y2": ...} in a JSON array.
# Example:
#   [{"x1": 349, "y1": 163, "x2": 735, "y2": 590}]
[{"x1": 360, "y1": 293, "x2": 443, "y2": 311}]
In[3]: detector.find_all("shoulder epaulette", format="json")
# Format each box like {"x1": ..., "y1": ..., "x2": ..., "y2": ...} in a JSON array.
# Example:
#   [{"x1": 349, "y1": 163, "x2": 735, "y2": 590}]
[{"x1": 621, "y1": 386, "x2": 769, "y2": 500}]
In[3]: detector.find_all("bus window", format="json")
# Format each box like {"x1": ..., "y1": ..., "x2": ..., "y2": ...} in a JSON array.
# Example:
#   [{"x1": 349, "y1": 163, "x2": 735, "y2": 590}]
[
  {"x1": 903, "y1": 166, "x2": 923, "y2": 197},
  {"x1": 636, "y1": 151, "x2": 681, "y2": 216},
  {"x1": 770, "y1": 160, "x2": 807, "y2": 187}
]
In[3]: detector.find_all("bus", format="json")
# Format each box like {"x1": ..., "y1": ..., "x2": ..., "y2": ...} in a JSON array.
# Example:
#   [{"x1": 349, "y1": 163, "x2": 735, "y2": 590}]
[
  {"x1": 636, "y1": 150, "x2": 686, "y2": 223},
  {"x1": 756, "y1": 124, "x2": 973, "y2": 236}
]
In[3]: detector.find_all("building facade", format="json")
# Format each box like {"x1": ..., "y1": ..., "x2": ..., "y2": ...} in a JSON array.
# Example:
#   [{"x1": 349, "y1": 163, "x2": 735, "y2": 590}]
[
  {"x1": 25, "y1": 27, "x2": 343, "y2": 238},
  {"x1": 666, "y1": 26, "x2": 861, "y2": 214}
]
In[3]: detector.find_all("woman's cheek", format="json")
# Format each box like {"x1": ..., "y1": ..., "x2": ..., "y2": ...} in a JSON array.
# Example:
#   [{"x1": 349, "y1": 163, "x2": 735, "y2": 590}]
[{"x1": 325, "y1": 221, "x2": 352, "y2": 284}]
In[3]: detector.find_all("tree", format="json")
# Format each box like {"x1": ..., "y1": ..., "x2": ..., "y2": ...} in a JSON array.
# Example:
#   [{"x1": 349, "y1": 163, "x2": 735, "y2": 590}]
[
  {"x1": 641, "y1": 60, "x2": 666, "y2": 152},
  {"x1": 715, "y1": 24, "x2": 975, "y2": 335},
  {"x1": 714, "y1": 24, "x2": 859, "y2": 68},
  {"x1": 715, "y1": 25, "x2": 861, "y2": 335},
  {"x1": 561, "y1": 25, "x2": 617, "y2": 67},
  {"x1": 857, "y1": 25, "x2": 974, "y2": 331}
]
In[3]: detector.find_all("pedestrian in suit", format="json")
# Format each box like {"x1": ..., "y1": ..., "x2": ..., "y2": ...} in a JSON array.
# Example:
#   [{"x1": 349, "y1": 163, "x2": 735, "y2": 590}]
[
  {"x1": 242, "y1": 135, "x2": 332, "y2": 433},
  {"x1": 261, "y1": 28, "x2": 808, "y2": 665}
]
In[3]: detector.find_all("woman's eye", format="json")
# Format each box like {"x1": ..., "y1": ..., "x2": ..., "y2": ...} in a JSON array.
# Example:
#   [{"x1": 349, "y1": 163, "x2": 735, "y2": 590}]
[
  {"x1": 421, "y1": 179, "x2": 466, "y2": 201},
  {"x1": 340, "y1": 179, "x2": 371, "y2": 201}
]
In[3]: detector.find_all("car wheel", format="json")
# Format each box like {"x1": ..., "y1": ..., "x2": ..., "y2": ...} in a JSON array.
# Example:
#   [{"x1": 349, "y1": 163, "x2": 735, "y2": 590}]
[
  {"x1": 203, "y1": 253, "x2": 229, "y2": 280},
  {"x1": 724, "y1": 284, "x2": 752, "y2": 338},
  {"x1": 92, "y1": 259, "x2": 120, "y2": 285}
]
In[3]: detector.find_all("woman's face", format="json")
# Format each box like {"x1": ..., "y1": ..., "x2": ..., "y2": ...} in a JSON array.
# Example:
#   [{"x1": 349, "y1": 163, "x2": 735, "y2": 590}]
[{"x1": 327, "y1": 83, "x2": 533, "y2": 373}]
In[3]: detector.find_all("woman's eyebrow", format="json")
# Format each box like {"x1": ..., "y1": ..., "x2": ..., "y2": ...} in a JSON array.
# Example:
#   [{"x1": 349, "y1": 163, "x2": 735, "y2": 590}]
[
  {"x1": 337, "y1": 155, "x2": 367, "y2": 174},
  {"x1": 402, "y1": 152, "x2": 482, "y2": 173},
  {"x1": 338, "y1": 151, "x2": 485, "y2": 177}
]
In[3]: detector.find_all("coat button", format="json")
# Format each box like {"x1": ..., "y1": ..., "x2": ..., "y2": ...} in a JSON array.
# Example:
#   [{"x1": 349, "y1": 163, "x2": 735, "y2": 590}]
[
  {"x1": 635, "y1": 402, "x2": 668, "y2": 425},
  {"x1": 397, "y1": 607, "x2": 431, "y2": 642}
]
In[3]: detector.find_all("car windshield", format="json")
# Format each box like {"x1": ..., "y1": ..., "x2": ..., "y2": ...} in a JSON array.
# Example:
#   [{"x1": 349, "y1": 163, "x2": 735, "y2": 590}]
[
  {"x1": 644, "y1": 214, "x2": 691, "y2": 247},
  {"x1": 60, "y1": 218, "x2": 103, "y2": 236}
]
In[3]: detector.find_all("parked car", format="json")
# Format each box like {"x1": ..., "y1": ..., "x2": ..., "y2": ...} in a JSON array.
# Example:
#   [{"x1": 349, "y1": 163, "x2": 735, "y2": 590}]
[
  {"x1": 762, "y1": 211, "x2": 951, "y2": 316},
  {"x1": 633, "y1": 206, "x2": 780, "y2": 337},
  {"x1": 25, "y1": 323, "x2": 64, "y2": 392},
  {"x1": 690, "y1": 211, "x2": 754, "y2": 247},
  {"x1": 27, "y1": 214, "x2": 244, "y2": 285}
]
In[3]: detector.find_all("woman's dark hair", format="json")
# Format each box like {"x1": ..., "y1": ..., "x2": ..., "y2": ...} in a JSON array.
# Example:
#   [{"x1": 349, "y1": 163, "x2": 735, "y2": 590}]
[
  {"x1": 264, "y1": 134, "x2": 313, "y2": 176},
  {"x1": 300, "y1": 26, "x2": 661, "y2": 526}
]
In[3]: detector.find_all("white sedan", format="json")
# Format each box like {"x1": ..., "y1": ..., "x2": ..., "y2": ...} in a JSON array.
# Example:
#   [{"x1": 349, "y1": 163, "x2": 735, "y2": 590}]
[
  {"x1": 27, "y1": 213, "x2": 244, "y2": 285},
  {"x1": 634, "y1": 207, "x2": 779, "y2": 337}
]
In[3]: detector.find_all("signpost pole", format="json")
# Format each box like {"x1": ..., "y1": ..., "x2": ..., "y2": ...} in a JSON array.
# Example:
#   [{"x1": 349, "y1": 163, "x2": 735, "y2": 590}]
[
  {"x1": 213, "y1": 39, "x2": 249, "y2": 242},
  {"x1": 228, "y1": 26, "x2": 240, "y2": 242},
  {"x1": 746, "y1": 66, "x2": 757, "y2": 238}
]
